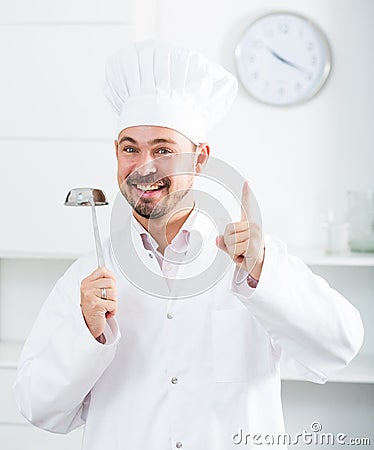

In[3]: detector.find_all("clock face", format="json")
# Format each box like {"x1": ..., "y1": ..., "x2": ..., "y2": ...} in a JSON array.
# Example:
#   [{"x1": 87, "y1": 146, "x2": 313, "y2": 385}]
[{"x1": 235, "y1": 12, "x2": 332, "y2": 106}]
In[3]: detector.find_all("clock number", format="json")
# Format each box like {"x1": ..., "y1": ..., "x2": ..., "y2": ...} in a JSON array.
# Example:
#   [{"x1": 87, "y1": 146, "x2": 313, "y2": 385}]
[{"x1": 279, "y1": 23, "x2": 289, "y2": 34}]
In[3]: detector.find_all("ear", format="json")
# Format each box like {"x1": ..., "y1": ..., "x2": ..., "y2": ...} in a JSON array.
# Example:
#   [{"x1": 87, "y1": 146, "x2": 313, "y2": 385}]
[
  {"x1": 115, "y1": 139, "x2": 119, "y2": 159},
  {"x1": 195, "y1": 143, "x2": 210, "y2": 173}
]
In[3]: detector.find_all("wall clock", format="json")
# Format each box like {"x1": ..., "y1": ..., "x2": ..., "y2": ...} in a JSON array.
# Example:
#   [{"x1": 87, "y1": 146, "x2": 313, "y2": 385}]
[{"x1": 235, "y1": 12, "x2": 332, "y2": 106}]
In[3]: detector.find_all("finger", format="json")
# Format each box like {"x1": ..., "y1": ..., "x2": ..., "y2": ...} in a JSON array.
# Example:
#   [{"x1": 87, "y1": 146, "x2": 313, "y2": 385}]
[
  {"x1": 85, "y1": 267, "x2": 116, "y2": 282},
  {"x1": 224, "y1": 229, "x2": 250, "y2": 246},
  {"x1": 229, "y1": 241, "x2": 249, "y2": 257},
  {"x1": 225, "y1": 221, "x2": 249, "y2": 236},
  {"x1": 91, "y1": 278, "x2": 116, "y2": 290},
  {"x1": 84, "y1": 298, "x2": 117, "y2": 311},
  {"x1": 95, "y1": 287, "x2": 117, "y2": 300},
  {"x1": 80, "y1": 290, "x2": 117, "y2": 306},
  {"x1": 241, "y1": 181, "x2": 262, "y2": 230},
  {"x1": 216, "y1": 235, "x2": 228, "y2": 253},
  {"x1": 241, "y1": 180, "x2": 251, "y2": 222},
  {"x1": 102, "y1": 299, "x2": 117, "y2": 313}
]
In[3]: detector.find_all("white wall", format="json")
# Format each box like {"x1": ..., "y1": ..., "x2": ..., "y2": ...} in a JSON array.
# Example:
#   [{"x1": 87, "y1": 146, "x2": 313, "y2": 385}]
[{"x1": 0, "y1": 1, "x2": 130, "y2": 255}]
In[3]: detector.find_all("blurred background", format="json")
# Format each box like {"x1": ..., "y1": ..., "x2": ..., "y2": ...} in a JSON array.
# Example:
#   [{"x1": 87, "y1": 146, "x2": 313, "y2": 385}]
[{"x1": 0, "y1": 0, "x2": 373, "y2": 448}]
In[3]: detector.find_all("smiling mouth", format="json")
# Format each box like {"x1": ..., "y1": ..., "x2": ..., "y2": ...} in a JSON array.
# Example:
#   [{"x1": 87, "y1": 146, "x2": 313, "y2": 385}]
[
  {"x1": 134, "y1": 182, "x2": 165, "y2": 192},
  {"x1": 128, "y1": 178, "x2": 171, "y2": 196}
]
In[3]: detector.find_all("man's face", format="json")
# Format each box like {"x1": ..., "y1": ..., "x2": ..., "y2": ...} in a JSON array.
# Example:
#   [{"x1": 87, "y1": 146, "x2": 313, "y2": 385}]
[{"x1": 115, "y1": 126, "x2": 208, "y2": 220}]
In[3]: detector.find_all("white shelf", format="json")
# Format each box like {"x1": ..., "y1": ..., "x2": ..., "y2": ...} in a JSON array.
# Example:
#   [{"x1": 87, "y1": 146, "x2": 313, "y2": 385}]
[
  {"x1": 0, "y1": 342, "x2": 23, "y2": 369},
  {"x1": 0, "y1": 251, "x2": 79, "y2": 260},
  {"x1": 289, "y1": 246, "x2": 374, "y2": 267},
  {"x1": 1, "y1": 247, "x2": 374, "y2": 266},
  {"x1": 282, "y1": 354, "x2": 374, "y2": 384}
]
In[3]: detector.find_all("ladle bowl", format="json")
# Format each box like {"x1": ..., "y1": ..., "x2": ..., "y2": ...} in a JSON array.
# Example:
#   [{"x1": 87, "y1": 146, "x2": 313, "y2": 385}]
[
  {"x1": 64, "y1": 188, "x2": 108, "y2": 207},
  {"x1": 64, "y1": 187, "x2": 109, "y2": 267}
]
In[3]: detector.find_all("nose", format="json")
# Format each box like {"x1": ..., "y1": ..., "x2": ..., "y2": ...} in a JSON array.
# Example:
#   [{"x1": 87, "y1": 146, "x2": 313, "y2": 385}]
[{"x1": 136, "y1": 153, "x2": 157, "y2": 177}]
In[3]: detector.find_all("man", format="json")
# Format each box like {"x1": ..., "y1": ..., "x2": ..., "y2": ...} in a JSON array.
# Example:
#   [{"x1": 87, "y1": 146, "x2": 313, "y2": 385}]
[{"x1": 14, "y1": 40, "x2": 363, "y2": 449}]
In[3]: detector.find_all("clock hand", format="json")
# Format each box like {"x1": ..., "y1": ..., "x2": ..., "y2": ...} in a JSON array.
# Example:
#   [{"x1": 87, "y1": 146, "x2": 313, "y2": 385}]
[{"x1": 266, "y1": 46, "x2": 309, "y2": 73}]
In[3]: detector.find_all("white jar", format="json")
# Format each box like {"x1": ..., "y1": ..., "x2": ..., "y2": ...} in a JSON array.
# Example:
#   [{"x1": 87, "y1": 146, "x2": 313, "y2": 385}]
[{"x1": 347, "y1": 190, "x2": 374, "y2": 252}]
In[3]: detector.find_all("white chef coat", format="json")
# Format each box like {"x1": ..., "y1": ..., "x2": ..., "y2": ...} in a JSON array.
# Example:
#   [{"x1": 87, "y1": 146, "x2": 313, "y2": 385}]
[{"x1": 13, "y1": 209, "x2": 364, "y2": 450}]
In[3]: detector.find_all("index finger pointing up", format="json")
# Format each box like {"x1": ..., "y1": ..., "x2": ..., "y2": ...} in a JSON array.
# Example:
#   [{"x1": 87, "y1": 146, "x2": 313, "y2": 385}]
[
  {"x1": 240, "y1": 180, "x2": 263, "y2": 236},
  {"x1": 241, "y1": 180, "x2": 252, "y2": 222}
]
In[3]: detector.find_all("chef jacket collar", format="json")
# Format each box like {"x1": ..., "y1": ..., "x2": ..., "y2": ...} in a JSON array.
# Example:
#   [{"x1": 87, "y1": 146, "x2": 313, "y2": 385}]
[{"x1": 130, "y1": 205, "x2": 213, "y2": 255}]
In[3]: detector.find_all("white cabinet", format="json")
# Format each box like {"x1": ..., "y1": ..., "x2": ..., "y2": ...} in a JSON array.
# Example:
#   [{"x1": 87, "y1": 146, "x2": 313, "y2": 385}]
[
  {"x1": 0, "y1": 423, "x2": 83, "y2": 450},
  {"x1": 0, "y1": 360, "x2": 84, "y2": 450},
  {"x1": 282, "y1": 247, "x2": 374, "y2": 384},
  {"x1": 0, "y1": 255, "x2": 79, "y2": 449}
]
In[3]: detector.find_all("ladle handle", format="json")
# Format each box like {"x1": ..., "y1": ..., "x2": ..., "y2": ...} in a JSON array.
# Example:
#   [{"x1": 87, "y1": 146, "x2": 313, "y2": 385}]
[{"x1": 90, "y1": 203, "x2": 105, "y2": 268}]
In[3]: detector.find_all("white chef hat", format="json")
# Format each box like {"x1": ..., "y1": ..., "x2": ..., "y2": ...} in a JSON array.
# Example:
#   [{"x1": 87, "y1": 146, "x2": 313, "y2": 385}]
[{"x1": 104, "y1": 40, "x2": 238, "y2": 145}]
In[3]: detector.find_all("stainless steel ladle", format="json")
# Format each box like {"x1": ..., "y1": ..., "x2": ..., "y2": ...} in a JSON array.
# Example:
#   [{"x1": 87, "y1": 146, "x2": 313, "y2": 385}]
[{"x1": 64, "y1": 188, "x2": 109, "y2": 267}]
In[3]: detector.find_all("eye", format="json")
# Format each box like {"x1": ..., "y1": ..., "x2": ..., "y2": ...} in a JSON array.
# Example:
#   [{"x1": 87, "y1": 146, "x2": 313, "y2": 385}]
[
  {"x1": 157, "y1": 148, "x2": 172, "y2": 154},
  {"x1": 123, "y1": 147, "x2": 137, "y2": 153}
]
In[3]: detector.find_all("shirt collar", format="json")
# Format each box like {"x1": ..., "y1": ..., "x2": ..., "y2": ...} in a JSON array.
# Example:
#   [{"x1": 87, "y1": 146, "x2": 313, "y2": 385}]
[{"x1": 131, "y1": 206, "x2": 212, "y2": 254}]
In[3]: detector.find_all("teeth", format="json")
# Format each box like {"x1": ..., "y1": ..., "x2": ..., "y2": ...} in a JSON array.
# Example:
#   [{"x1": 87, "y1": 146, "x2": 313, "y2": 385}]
[{"x1": 136, "y1": 183, "x2": 163, "y2": 192}]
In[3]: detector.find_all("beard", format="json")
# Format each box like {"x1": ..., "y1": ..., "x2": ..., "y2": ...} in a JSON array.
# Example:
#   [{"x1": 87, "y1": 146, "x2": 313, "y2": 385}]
[{"x1": 121, "y1": 174, "x2": 193, "y2": 219}]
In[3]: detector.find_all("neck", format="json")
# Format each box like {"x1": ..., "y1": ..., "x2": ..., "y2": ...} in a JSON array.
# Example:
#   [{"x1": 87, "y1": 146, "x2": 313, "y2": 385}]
[{"x1": 134, "y1": 195, "x2": 195, "y2": 255}]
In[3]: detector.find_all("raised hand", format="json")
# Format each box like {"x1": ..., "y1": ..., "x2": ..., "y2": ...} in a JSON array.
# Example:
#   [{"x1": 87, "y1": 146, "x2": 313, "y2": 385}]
[{"x1": 216, "y1": 181, "x2": 264, "y2": 280}]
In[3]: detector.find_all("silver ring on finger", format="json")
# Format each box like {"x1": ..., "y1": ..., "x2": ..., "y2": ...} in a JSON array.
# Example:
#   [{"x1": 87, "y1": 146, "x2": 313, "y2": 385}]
[{"x1": 101, "y1": 287, "x2": 107, "y2": 300}]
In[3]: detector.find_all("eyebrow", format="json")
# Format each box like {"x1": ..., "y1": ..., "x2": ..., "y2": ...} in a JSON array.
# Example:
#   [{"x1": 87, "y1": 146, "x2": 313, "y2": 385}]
[{"x1": 118, "y1": 136, "x2": 179, "y2": 146}]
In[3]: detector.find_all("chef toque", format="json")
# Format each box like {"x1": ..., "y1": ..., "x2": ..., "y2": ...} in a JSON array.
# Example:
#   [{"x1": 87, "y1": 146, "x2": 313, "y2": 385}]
[{"x1": 104, "y1": 40, "x2": 238, "y2": 145}]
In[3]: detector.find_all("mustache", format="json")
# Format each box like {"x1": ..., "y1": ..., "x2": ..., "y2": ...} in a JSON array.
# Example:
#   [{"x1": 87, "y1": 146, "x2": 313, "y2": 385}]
[{"x1": 126, "y1": 174, "x2": 171, "y2": 187}]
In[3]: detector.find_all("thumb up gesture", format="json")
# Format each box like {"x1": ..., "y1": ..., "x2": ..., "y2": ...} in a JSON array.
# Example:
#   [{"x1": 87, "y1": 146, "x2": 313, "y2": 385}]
[{"x1": 216, "y1": 181, "x2": 264, "y2": 281}]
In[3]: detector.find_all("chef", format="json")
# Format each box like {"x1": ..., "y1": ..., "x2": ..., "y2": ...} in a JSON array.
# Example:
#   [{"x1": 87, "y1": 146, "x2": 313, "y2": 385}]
[{"x1": 14, "y1": 40, "x2": 364, "y2": 450}]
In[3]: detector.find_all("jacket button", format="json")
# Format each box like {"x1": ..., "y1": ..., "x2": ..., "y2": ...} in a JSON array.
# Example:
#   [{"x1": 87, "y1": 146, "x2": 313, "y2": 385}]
[
  {"x1": 167, "y1": 313, "x2": 174, "y2": 319},
  {"x1": 171, "y1": 377, "x2": 178, "y2": 384},
  {"x1": 176, "y1": 442, "x2": 183, "y2": 448}
]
